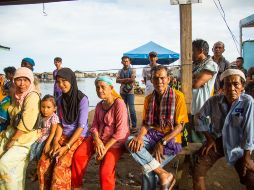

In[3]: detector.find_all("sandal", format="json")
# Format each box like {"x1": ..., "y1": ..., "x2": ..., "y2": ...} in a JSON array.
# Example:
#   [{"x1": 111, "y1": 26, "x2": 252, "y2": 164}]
[{"x1": 160, "y1": 175, "x2": 176, "y2": 190}]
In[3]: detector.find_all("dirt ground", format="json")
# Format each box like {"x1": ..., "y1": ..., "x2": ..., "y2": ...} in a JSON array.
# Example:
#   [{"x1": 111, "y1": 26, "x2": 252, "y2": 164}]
[{"x1": 25, "y1": 95, "x2": 246, "y2": 190}]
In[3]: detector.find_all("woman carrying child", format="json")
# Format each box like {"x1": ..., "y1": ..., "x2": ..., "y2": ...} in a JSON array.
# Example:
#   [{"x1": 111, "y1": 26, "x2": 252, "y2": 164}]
[
  {"x1": 38, "y1": 68, "x2": 89, "y2": 190},
  {"x1": 29, "y1": 95, "x2": 60, "y2": 181},
  {"x1": 71, "y1": 76, "x2": 130, "y2": 190}
]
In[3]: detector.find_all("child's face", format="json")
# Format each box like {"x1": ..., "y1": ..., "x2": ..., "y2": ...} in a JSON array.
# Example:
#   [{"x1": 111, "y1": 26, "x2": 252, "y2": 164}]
[{"x1": 41, "y1": 100, "x2": 56, "y2": 118}]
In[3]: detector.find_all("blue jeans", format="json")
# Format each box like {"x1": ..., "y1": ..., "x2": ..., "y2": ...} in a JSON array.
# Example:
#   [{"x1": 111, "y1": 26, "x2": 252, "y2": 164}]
[
  {"x1": 125, "y1": 136, "x2": 175, "y2": 190},
  {"x1": 121, "y1": 93, "x2": 137, "y2": 128}
]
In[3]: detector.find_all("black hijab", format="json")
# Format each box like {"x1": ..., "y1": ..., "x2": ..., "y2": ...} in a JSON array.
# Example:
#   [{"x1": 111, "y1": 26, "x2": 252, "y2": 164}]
[{"x1": 56, "y1": 68, "x2": 85, "y2": 124}]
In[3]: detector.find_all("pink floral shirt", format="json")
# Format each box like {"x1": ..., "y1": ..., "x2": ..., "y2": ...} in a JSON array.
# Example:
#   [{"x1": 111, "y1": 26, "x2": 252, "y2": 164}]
[{"x1": 37, "y1": 112, "x2": 60, "y2": 143}]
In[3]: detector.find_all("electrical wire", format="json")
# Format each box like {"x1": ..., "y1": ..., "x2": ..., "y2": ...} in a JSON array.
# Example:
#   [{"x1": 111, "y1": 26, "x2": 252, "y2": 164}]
[
  {"x1": 212, "y1": 0, "x2": 240, "y2": 54},
  {"x1": 81, "y1": 65, "x2": 180, "y2": 73},
  {"x1": 43, "y1": 3, "x2": 48, "y2": 16}
]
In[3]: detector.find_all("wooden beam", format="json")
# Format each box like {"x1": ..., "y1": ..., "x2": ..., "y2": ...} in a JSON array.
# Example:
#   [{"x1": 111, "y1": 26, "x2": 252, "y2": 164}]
[
  {"x1": 180, "y1": 4, "x2": 192, "y2": 113},
  {"x1": 0, "y1": 0, "x2": 75, "y2": 6}
]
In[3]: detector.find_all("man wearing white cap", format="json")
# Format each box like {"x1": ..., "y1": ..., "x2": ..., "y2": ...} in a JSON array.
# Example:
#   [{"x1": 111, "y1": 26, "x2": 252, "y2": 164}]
[{"x1": 193, "y1": 69, "x2": 254, "y2": 190}]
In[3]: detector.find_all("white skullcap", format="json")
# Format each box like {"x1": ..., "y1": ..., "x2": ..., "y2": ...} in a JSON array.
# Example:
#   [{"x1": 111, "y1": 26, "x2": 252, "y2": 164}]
[{"x1": 220, "y1": 69, "x2": 246, "y2": 82}]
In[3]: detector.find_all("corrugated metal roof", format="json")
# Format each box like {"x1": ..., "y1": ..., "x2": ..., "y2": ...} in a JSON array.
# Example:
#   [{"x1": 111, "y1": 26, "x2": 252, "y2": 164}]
[
  {"x1": 240, "y1": 14, "x2": 254, "y2": 28},
  {"x1": 0, "y1": 0, "x2": 75, "y2": 6}
]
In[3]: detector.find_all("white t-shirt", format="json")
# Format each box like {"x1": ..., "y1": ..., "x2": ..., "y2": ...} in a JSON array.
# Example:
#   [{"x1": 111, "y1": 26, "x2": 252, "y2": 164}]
[
  {"x1": 192, "y1": 57, "x2": 218, "y2": 115},
  {"x1": 142, "y1": 63, "x2": 159, "y2": 95}
]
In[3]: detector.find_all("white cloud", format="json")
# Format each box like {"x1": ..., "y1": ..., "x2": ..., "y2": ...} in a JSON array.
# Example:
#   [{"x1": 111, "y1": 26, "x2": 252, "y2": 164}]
[{"x1": 0, "y1": 0, "x2": 253, "y2": 73}]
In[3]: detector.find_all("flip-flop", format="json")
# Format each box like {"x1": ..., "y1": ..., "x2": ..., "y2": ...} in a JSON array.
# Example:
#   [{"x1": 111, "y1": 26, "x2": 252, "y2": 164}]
[{"x1": 160, "y1": 175, "x2": 176, "y2": 190}]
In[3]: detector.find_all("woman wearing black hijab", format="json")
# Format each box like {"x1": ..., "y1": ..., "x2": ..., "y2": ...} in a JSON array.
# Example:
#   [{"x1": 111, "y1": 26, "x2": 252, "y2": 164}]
[{"x1": 38, "y1": 68, "x2": 89, "y2": 190}]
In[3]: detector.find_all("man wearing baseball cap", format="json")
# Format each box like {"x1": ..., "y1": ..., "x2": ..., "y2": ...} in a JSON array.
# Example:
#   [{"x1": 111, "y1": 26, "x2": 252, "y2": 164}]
[
  {"x1": 21, "y1": 57, "x2": 41, "y2": 94},
  {"x1": 21, "y1": 57, "x2": 35, "y2": 71},
  {"x1": 142, "y1": 51, "x2": 159, "y2": 95}
]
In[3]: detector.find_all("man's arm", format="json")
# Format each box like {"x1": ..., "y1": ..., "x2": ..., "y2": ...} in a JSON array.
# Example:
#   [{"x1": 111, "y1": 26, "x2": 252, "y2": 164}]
[
  {"x1": 116, "y1": 77, "x2": 128, "y2": 84},
  {"x1": 143, "y1": 77, "x2": 147, "y2": 85},
  {"x1": 128, "y1": 126, "x2": 148, "y2": 152},
  {"x1": 193, "y1": 70, "x2": 214, "y2": 89},
  {"x1": 243, "y1": 150, "x2": 254, "y2": 175},
  {"x1": 241, "y1": 100, "x2": 254, "y2": 152},
  {"x1": 128, "y1": 95, "x2": 149, "y2": 153},
  {"x1": 116, "y1": 78, "x2": 135, "y2": 84},
  {"x1": 116, "y1": 70, "x2": 125, "y2": 84},
  {"x1": 116, "y1": 69, "x2": 135, "y2": 84},
  {"x1": 162, "y1": 123, "x2": 184, "y2": 143},
  {"x1": 201, "y1": 131, "x2": 217, "y2": 155},
  {"x1": 142, "y1": 68, "x2": 147, "y2": 85}
]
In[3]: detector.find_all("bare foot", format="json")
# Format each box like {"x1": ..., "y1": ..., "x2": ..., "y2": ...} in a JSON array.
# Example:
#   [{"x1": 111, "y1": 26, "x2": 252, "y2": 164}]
[{"x1": 159, "y1": 172, "x2": 173, "y2": 185}]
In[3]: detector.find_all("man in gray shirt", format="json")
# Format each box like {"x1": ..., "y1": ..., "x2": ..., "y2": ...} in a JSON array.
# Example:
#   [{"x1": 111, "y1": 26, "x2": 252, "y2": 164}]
[
  {"x1": 116, "y1": 56, "x2": 137, "y2": 132},
  {"x1": 212, "y1": 41, "x2": 230, "y2": 94}
]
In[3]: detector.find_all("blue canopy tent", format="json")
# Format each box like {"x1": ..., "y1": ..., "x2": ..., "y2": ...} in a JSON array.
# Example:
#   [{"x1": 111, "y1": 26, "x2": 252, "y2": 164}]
[{"x1": 123, "y1": 41, "x2": 179, "y2": 65}]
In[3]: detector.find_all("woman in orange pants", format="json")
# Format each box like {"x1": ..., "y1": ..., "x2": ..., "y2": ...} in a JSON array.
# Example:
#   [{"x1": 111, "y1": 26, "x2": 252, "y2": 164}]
[
  {"x1": 71, "y1": 76, "x2": 130, "y2": 190},
  {"x1": 38, "y1": 68, "x2": 89, "y2": 190}
]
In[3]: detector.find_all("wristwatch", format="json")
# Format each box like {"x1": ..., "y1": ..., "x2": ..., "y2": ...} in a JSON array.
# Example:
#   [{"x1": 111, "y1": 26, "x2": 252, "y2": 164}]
[{"x1": 160, "y1": 138, "x2": 167, "y2": 146}]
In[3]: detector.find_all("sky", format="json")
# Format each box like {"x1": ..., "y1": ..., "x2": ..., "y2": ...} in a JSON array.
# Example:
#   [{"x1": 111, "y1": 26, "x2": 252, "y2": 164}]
[{"x1": 0, "y1": 0, "x2": 253, "y2": 73}]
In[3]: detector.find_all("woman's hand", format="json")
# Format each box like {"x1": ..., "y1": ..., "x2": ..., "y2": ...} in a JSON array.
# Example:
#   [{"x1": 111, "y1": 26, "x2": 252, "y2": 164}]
[
  {"x1": 96, "y1": 146, "x2": 108, "y2": 161},
  {"x1": 152, "y1": 142, "x2": 165, "y2": 163},
  {"x1": 128, "y1": 135, "x2": 144, "y2": 153},
  {"x1": 43, "y1": 143, "x2": 51, "y2": 156},
  {"x1": 93, "y1": 137, "x2": 105, "y2": 158},
  {"x1": 53, "y1": 146, "x2": 68, "y2": 158},
  {"x1": 49, "y1": 141, "x2": 61, "y2": 158}
]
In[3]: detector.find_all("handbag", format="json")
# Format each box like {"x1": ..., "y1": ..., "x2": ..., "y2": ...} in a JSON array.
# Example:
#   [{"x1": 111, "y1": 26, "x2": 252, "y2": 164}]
[
  {"x1": 120, "y1": 68, "x2": 134, "y2": 93},
  {"x1": 12, "y1": 91, "x2": 43, "y2": 131},
  {"x1": 122, "y1": 83, "x2": 133, "y2": 93}
]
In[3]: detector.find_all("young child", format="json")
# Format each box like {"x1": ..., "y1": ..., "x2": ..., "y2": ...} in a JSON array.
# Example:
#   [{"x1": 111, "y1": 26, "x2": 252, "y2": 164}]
[
  {"x1": 0, "y1": 82, "x2": 12, "y2": 132},
  {"x1": 29, "y1": 94, "x2": 60, "y2": 181}
]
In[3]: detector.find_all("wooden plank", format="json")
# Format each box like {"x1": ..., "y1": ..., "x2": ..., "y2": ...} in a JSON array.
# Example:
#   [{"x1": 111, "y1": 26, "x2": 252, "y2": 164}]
[
  {"x1": 0, "y1": 0, "x2": 75, "y2": 6},
  {"x1": 180, "y1": 4, "x2": 192, "y2": 113},
  {"x1": 179, "y1": 143, "x2": 202, "y2": 155}
]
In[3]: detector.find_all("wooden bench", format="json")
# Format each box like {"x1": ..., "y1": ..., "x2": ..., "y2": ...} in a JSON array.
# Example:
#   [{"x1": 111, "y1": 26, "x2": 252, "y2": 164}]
[{"x1": 174, "y1": 143, "x2": 202, "y2": 190}]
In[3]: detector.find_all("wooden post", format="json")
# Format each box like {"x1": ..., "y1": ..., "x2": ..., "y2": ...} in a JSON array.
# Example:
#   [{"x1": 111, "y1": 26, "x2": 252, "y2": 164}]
[
  {"x1": 180, "y1": 4, "x2": 192, "y2": 113},
  {"x1": 239, "y1": 25, "x2": 242, "y2": 56}
]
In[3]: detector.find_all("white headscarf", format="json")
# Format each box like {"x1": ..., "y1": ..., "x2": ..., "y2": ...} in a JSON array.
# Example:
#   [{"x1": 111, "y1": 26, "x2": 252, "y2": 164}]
[{"x1": 13, "y1": 67, "x2": 35, "y2": 105}]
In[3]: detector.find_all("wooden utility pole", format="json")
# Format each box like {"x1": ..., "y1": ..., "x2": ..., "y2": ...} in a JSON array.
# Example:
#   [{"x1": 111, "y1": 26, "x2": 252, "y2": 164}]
[{"x1": 180, "y1": 4, "x2": 192, "y2": 113}]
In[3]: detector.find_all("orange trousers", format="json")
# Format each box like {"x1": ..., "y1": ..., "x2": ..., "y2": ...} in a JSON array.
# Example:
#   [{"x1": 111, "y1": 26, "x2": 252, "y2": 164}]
[
  {"x1": 37, "y1": 135, "x2": 83, "y2": 190},
  {"x1": 71, "y1": 136, "x2": 123, "y2": 190}
]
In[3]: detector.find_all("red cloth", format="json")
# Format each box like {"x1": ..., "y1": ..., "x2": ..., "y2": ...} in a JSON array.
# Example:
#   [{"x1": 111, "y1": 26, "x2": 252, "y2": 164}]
[{"x1": 71, "y1": 136, "x2": 123, "y2": 190}]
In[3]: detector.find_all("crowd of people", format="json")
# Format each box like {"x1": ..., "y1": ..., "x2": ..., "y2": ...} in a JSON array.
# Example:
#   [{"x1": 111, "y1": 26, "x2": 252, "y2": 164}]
[{"x1": 0, "y1": 38, "x2": 253, "y2": 190}]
